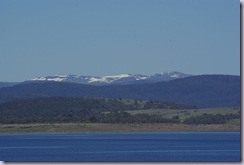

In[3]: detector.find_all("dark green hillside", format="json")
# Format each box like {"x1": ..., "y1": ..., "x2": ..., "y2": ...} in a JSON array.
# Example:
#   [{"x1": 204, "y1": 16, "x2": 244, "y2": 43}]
[
  {"x1": 0, "y1": 97, "x2": 196, "y2": 124},
  {"x1": 0, "y1": 75, "x2": 240, "y2": 108},
  {"x1": 97, "y1": 75, "x2": 240, "y2": 107},
  {"x1": 129, "y1": 75, "x2": 240, "y2": 108}
]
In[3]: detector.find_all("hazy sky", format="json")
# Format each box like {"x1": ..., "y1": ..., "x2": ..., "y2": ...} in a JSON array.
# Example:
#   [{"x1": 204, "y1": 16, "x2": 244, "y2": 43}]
[{"x1": 0, "y1": 0, "x2": 240, "y2": 82}]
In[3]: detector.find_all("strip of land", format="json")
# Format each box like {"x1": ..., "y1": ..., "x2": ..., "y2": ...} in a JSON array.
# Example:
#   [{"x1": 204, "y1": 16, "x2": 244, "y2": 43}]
[{"x1": 0, "y1": 120, "x2": 240, "y2": 133}]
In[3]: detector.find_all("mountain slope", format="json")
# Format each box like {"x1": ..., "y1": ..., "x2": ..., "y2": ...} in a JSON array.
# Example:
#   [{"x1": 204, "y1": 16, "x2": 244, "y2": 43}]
[
  {"x1": 0, "y1": 82, "x2": 18, "y2": 89},
  {"x1": 0, "y1": 75, "x2": 240, "y2": 108}
]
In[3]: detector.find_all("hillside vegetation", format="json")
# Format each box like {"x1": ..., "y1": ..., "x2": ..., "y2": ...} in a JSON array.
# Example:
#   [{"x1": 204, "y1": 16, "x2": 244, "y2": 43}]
[
  {"x1": 0, "y1": 96, "x2": 196, "y2": 124},
  {"x1": 0, "y1": 96, "x2": 239, "y2": 125}
]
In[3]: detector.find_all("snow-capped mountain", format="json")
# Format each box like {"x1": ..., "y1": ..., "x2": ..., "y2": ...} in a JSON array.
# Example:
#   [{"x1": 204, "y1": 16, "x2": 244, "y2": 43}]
[{"x1": 31, "y1": 72, "x2": 192, "y2": 85}]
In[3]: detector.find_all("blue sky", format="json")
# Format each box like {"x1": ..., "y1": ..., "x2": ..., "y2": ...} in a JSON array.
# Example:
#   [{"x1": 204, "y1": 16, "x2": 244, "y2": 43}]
[{"x1": 0, "y1": 0, "x2": 240, "y2": 82}]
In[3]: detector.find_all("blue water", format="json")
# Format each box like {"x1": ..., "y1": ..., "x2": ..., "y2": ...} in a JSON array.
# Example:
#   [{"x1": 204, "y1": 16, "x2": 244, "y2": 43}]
[{"x1": 0, "y1": 131, "x2": 240, "y2": 162}]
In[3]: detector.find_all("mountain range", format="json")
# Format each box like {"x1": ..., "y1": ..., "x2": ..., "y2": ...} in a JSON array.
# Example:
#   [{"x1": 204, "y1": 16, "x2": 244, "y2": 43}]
[
  {"x1": 0, "y1": 73, "x2": 240, "y2": 108},
  {"x1": 30, "y1": 72, "x2": 192, "y2": 85}
]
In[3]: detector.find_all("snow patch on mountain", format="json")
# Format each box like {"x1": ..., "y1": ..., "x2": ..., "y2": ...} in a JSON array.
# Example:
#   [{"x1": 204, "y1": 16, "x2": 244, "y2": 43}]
[
  {"x1": 88, "y1": 74, "x2": 131, "y2": 83},
  {"x1": 31, "y1": 72, "x2": 192, "y2": 85},
  {"x1": 32, "y1": 75, "x2": 67, "y2": 82},
  {"x1": 32, "y1": 77, "x2": 47, "y2": 81}
]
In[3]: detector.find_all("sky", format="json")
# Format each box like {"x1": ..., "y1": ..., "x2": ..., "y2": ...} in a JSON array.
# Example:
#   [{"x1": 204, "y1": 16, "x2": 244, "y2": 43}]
[{"x1": 0, "y1": 0, "x2": 240, "y2": 82}]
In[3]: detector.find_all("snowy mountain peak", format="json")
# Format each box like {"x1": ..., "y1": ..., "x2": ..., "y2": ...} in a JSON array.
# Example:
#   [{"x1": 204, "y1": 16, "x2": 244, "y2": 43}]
[
  {"x1": 31, "y1": 72, "x2": 192, "y2": 85},
  {"x1": 104, "y1": 74, "x2": 131, "y2": 79},
  {"x1": 32, "y1": 75, "x2": 68, "y2": 82},
  {"x1": 159, "y1": 71, "x2": 190, "y2": 78},
  {"x1": 54, "y1": 74, "x2": 69, "y2": 78}
]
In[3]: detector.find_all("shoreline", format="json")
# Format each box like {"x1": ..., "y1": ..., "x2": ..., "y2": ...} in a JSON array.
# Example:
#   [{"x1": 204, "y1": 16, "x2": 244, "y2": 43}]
[{"x1": 0, "y1": 122, "x2": 240, "y2": 133}]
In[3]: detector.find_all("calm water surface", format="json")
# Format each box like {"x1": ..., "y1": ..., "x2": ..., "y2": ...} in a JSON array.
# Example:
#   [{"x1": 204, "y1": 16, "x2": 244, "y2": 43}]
[{"x1": 0, "y1": 131, "x2": 240, "y2": 162}]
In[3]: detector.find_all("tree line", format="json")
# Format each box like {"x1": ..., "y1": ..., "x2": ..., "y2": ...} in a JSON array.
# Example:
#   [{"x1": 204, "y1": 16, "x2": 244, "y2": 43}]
[
  {"x1": 0, "y1": 96, "x2": 239, "y2": 125},
  {"x1": 0, "y1": 96, "x2": 196, "y2": 124}
]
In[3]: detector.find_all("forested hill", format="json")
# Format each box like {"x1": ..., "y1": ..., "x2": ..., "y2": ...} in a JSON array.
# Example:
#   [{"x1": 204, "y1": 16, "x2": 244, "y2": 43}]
[
  {"x1": 0, "y1": 75, "x2": 240, "y2": 108},
  {"x1": 0, "y1": 97, "x2": 196, "y2": 124}
]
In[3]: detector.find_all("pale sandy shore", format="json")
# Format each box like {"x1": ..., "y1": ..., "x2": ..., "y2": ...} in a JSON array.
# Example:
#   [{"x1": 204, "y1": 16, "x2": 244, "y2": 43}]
[{"x1": 0, "y1": 121, "x2": 240, "y2": 133}]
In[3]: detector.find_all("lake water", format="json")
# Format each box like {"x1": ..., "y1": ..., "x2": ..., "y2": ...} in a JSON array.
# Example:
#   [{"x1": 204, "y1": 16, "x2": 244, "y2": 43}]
[{"x1": 0, "y1": 131, "x2": 240, "y2": 162}]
